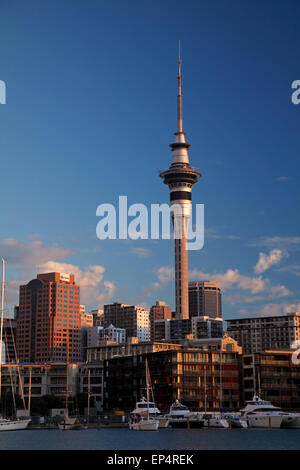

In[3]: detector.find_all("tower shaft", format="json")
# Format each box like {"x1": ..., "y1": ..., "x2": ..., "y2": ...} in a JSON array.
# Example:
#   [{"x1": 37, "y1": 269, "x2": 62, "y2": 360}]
[{"x1": 174, "y1": 216, "x2": 189, "y2": 318}]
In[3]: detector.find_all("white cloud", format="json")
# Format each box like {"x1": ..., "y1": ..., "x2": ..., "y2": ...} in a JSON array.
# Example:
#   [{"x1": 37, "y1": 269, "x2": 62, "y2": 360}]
[
  {"x1": 39, "y1": 261, "x2": 115, "y2": 308},
  {"x1": 276, "y1": 265, "x2": 300, "y2": 276},
  {"x1": 254, "y1": 249, "x2": 287, "y2": 274},
  {"x1": 189, "y1": 268, "x2": 291, "y2": 298},
  {"x1": 250, "y1": 236, "x2": 300, "y2": 249},
  {"x1": 156, "y1": 266, "x2": 174, "y2": 283},
  {"x1": 131, "y1": 247, "x2": 152, "y2": 258},
  {"x1": 205, "y1": 228, "x2": 240, "y2": 240},
  {"x1": 276, "y1": 176, "x2": 290, "y2": 181},
  {"x1": 137, "y1": 266, "x2": 174, "y2": 301},
  {"x1": 0, "y1": 238, "x2": 74, "y2": 265}
]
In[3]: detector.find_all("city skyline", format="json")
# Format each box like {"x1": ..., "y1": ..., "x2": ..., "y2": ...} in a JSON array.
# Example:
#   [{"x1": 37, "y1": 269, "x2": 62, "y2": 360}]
[{"x1": 1, "y1": 0, "x2": 300, "y2": 320}]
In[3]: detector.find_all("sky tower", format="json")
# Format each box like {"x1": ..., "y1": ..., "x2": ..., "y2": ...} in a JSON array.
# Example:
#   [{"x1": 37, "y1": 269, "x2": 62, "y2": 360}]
[{"x1": 160, "y1": 41, "x2": 201, "y2": 319}]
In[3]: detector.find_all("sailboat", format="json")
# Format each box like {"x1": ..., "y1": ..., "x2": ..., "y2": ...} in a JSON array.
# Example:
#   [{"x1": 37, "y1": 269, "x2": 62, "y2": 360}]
[
  {"x1": 58, "y1": 329, "x2": 86, "y2": 430},
  {"x1": 129, "y1": 359, "x2": 159, "y2": 431},
  {"x1": 0, "y1": 257, "x2": 31, "y2": 430}
]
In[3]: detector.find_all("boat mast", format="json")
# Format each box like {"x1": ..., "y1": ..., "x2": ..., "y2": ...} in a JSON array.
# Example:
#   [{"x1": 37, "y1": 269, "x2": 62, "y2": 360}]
[
  {"x1": 87, "y1": 367, "x2": 91, "y2": 425},
  {"x1": 146, "y1": 358, "x2": 150, "y2": 419},
  {"x1": 0, "y1": 257, "x2": 5, "y2": 401},
  {"x1": 65, "y1": 328, "x2": 69, "y2": 416},
  {"x1": 204, "y1": 358, "x2": 207, "y2": 414},
  {"x1": 219, "y1": 349, "x2": 223, "y2": 412}
]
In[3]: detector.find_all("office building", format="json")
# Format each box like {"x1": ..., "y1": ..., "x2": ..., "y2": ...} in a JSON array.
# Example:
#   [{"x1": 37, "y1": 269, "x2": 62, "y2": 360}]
[
  {"x1": 16, "y1": 272, "x2": 81, "y2": 363},
  {"x1": 189, "y1": 281, "x2": 222, "y2": 319}
]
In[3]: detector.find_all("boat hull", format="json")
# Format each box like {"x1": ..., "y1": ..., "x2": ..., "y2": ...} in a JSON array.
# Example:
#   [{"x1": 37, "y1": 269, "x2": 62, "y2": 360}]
[
  {"x1": 58, "y1": 423, "x2": 86, "y2": 430},
  {"x1": 246, "y1": 415, "x2": 283, "y2": 429},
  {"x1": 281, "y1": 414, "x2": 300, "y2": 429},
  {"x1": 129, "y1": 420, "x2": 159, "y2": 431},
  {"x1": 0, "y1": 419, "x2": 31, "y2": 431},
  {"x1": 158, "y1": 417, "x2": 170, "y2": 428},
  {"x1": 203, "y1": 418, "x2": 229, "y2": 428}
]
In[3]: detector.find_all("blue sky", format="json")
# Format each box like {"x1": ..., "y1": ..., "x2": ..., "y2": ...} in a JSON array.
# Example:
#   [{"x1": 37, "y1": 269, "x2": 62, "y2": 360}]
[{"x1": 0, "y1": 0, "x2": 300, "y2": 319}]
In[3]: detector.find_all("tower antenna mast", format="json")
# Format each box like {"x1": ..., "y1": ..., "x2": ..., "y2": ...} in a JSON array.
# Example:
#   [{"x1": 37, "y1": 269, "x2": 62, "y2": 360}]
[{"x1": 177, "y1": 40, "x2": 183, "y2": 133}]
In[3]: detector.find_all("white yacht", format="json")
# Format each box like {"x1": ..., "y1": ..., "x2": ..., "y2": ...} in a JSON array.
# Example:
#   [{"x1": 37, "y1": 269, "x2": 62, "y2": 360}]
[
  {"x1": 131, "y1": 397, "x2": 169, "y2": 428},
  {"x1": 168, "y1": 400, "x2": 204, "y2": 428},
  {"x1": 129, "y1": 359, "x2": 159, "y2": 431},
  {"x1": 240, "y1": 395, "x2": 293, "y2": 428}
]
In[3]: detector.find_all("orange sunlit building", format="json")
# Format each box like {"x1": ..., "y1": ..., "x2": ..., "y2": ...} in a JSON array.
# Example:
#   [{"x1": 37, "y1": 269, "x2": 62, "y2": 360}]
[{"x1": 16, "y1": 272, "x2": 81, "y2": 363}]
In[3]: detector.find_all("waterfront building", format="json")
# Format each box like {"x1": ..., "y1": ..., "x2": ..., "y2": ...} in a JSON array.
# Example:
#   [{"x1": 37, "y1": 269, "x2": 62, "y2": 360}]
[
  {"x1": 16, "y1": 272, "x2": 81, "y2": 363},
  {"x1": 227, "y1": 312, "x2": 300, "y2": 354},
  {"x1": 1, "y1": 362, "x2": 79, "y2": 400},
  {"x1": 87, "y1": 340, "x2": 181, "y2": 362},
  {"x1": 149, "y1": 301, "x2": 172, "y2": 341},
  {"x1": 159, "y1": 42, "x2": 201, "y2": 319},
  {"x1": 103, "y1": 348, "x2": 240, "y2": 412},
  {"x1": 78, "y1": 362, "x2": 104, "y2": 410},
  {"x1": 179, "y1": 335, "x2": 242, "y2": 354},
  {"x1": 104, "y1": 302, "x2": 150, "y2": 342},
  {"x1": 188, "y1": 281, "x2": 222, "y2": 319},
  {"x1": 242, "y1": 350, "x2": 300, "y2": 410}
]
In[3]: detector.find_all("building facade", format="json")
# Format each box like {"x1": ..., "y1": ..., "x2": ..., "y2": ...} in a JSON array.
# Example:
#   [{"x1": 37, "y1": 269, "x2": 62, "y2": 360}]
[
  {"x1": 242, "y1": 350, "x2": 300, "y2": 410},
  {"x1": 87, "y1": 340, "x2": 181, "y2": 362},
  {"x1": 78, "y1": 362, "x2": 104, "y2": 409},
  {"x1": 16, "y1": 272, "x2": 81, "y2": 363},
  {"x1": 227, "y1": 312, "x2": 300, "y2": 354},
  {"x1": 103, "y1": 348, "x2": 240, "y2": 412}
]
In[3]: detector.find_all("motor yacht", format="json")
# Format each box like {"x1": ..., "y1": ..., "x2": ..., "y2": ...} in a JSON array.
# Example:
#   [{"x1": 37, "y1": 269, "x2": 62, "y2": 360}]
[{"x1": 239, "y1": 395, "x2": 292, "y2": 428}]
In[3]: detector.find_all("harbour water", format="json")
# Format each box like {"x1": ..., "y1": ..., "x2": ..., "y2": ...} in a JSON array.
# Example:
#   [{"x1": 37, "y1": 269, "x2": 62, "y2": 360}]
[{"x1": 0, "y1": 428, "x2": 300, "y2": 450}]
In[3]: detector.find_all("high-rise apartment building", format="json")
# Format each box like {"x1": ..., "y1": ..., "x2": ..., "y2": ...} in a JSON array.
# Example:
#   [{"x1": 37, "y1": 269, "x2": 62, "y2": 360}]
[
  {"x1": 188, "y1": 281, "x2": 222, "y2": 319},
  {"x1": 227, "y1": 312, "x2": 300, "y2": 354},
  {"x1": 16, "y1": 272, "x2": 81, "y2": 363},
  {"x1": 149, "y1": 301, "x2": 172, "y2": 341},
  {"x1": 103, "y1": 302, "x2": 150, "y2": 342}
]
